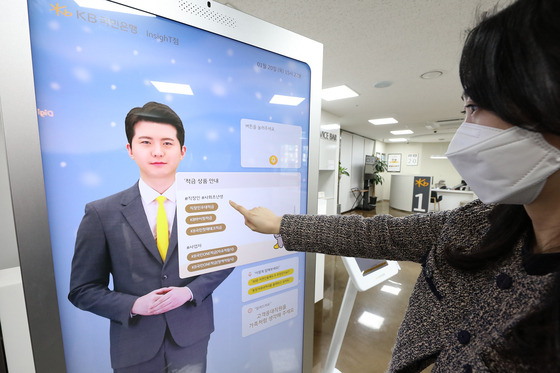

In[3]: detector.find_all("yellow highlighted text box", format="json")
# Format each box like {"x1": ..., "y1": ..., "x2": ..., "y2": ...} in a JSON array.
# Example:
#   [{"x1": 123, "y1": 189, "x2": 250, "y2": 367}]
[
  {"x1": 248, "y1": 268, "x2": 294, "y2": 286},
  {"x1": 248, "y1": 277, "x2": 294, "y2": 295}
]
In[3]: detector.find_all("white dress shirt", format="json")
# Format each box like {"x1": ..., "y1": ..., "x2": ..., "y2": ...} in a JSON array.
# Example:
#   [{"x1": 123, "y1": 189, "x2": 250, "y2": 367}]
[
  {"x1": 135, "y1": 179, "x2": 194, "y2": 303},
  {"x1": 138, "y1": 178, "x2": 176, "y2": 241}
]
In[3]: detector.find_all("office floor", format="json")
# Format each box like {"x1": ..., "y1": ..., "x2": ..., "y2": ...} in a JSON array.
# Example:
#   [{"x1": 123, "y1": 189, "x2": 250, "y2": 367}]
[{"x1": 312, "y1": 201, "x2": 432, "y2": 373}]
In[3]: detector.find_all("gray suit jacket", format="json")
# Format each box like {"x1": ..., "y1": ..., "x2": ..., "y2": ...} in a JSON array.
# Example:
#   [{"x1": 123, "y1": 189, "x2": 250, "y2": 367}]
[{"x1": 69, "y1": 183, "x2": 233, "y2": 369}]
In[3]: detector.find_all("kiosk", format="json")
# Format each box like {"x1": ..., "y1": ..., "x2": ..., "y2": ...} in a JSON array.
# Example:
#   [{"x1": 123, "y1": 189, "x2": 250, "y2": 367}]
[{"x1": 1, "y1": 1, "x2": 322, "y2": 371}]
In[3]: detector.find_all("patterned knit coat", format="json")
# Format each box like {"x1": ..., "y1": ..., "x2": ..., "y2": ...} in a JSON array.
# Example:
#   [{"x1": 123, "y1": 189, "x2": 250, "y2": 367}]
[{"x1": 280, "y1": 201, "x2": 558, "y2": 372}]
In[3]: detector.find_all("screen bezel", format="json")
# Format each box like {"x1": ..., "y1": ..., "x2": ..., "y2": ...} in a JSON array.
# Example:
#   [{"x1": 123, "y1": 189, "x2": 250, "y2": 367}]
[{"x1": 0, "y1": 1, "x2": 322, "y2": 371}]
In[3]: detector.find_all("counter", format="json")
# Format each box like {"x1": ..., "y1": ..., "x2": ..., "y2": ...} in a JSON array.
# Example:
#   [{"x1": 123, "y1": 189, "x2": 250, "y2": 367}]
[
  {"x1": 430, "y1": 188, "x2": 477, "y2": 211},
  {"x1": 389, "y1": 174, "x2": 477, "y2": 212}
]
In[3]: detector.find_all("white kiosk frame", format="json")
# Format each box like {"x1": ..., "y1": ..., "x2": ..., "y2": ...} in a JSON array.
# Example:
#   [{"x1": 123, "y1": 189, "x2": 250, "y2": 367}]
[
  {"x1": 0, "y1": 1, "x2": 323, "y2": 371},
  {"x1": 323, "y1": 258, "x2": 400, "y2": 373}
]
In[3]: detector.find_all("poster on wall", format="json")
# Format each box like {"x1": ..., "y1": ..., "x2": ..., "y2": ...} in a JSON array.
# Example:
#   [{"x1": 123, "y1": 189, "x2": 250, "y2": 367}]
[
  {"x1": 387, "y1": 153, "x2": 402, "y2": 172},
  {"x1": 406, "y1": 153, "x2": 418, "y2": 166},
  {"x1": 27, "y1": 0, "x2": 312, "y2": 371}
]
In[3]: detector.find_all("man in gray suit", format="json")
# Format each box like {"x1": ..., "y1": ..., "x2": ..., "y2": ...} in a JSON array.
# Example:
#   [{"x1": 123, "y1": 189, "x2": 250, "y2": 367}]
[{"x1": 69, "y1": 102, "x2": 233, "y2": 372}]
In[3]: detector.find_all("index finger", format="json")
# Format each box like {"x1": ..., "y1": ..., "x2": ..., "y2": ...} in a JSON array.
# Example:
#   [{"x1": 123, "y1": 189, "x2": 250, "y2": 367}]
[{"x1": 229, "y1": 200, "x2": 249, "y2": 217}]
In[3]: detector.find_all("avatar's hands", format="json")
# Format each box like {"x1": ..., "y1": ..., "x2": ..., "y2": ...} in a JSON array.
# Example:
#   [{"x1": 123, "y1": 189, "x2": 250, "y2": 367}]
[
  {"x1": 149, "y1": 287, "x2": 192, "y2": 314},
  {"x1": 131, "y1": 287, "x2": 192, "y2": 316},
  {"x1": 229, "y1": 200, "x2": 282, "y2": 235}
]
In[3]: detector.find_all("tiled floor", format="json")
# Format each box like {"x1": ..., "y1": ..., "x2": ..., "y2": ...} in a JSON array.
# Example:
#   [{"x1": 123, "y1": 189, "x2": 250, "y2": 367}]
[{"x1": 312, "y1": 201, "x2": 432, "y2": 373}]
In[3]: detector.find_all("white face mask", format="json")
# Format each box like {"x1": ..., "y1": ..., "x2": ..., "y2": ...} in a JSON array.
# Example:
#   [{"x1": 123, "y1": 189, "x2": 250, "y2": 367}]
[{"x1": 445, "y1": 122, "x2": 560, "y2": 204}]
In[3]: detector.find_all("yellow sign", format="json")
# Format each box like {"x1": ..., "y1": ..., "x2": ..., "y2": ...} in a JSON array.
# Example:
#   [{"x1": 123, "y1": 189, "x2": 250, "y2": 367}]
[{"x1": 415, "y1": 178, "x2": 429, "y2": 187}]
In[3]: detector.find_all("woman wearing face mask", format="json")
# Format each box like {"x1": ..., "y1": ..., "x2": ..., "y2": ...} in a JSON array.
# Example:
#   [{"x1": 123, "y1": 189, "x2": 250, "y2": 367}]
[{"x1": 231, "y1": 0, "x2": 560, "y2": 371}]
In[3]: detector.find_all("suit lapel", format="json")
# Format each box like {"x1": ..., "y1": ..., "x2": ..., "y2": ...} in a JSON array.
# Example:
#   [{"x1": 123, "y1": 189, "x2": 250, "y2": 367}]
[{"x1": 120, "y1": 184, "x2": 163, "y2": 263}]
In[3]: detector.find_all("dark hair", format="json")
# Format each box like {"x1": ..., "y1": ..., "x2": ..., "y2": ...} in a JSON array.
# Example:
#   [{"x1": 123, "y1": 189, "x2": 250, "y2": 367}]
[
  {"x1": 448, "y1": 0, "x2": 560, "y2": 268},
  {"x1": 459, "y1": 0, "x2": 560, "y2": 136},
  {"x1": 444, "y1": 204, "x2": 530, "y2": 270},
  {"x1": 125, "y1": 101, "x2": 185, "y2": 147},
  {"x1": 449, "y1": 0, "x2": 560, "y2": 367}
]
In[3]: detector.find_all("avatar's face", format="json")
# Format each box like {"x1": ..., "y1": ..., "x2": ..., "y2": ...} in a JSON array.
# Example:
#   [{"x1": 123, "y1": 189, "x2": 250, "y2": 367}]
[{"x1": 127, "y1": 120, "x2": 186, "y2": 184}]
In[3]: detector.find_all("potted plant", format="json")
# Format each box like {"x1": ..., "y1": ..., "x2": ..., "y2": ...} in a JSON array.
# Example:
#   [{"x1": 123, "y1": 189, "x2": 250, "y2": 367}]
[
  {"x1": 337, "y1": 161, "x2": 349, "y2": 214},
  {"x1": 370, "y1": 157, "x2": 388, "y2": 207},
  {"x1": 338, "y1": 161, "x2": 349, "y2": 179}
]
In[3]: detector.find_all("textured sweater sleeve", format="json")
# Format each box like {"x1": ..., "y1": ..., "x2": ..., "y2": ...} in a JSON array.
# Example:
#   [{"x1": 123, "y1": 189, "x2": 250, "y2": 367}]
[{"x1": 279, "y1": 211, "x2": 452, "y2": 263}]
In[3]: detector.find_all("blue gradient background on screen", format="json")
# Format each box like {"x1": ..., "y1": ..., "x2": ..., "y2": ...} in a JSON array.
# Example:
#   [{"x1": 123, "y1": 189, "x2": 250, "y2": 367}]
[{"x1": 28, "y1": 1, "x2": 311, "y2": 371}]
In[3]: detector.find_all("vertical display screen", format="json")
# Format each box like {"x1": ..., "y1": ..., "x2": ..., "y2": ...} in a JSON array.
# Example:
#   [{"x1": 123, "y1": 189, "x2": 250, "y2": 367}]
[{"x1": 27, "y1": 0, "x2": 311, "y2": 371}]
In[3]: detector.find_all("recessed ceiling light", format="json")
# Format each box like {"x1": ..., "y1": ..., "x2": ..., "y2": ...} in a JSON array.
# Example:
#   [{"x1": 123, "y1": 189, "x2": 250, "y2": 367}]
[
  {"x1": 390, "y1": 129, "x2": 413, "y2": 135},
  {"x1": 321, "y1": 85, "x2": 359, "y2": 101},
  {"x1": 374, "y1": 80, "x2": 393, "y2": 88},
  {"x1": 269, "y1": 94, "x2": 305, "y2": 106},
  {"x1": 420, "y1": 70, "x2": 443, "y2": 79},
  {"x1": 389, "y1": 138, "x2": 408, "y2": 143},
  {"x1": 369, "y1": 117, "x2": 398, "y2": 125},
  {"x1": 430, "y1": 155, "x2": 448, "y2": 159}
]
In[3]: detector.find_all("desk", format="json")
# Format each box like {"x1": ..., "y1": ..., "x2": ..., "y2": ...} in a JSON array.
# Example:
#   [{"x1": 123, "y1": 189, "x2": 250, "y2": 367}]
[{"x1": 429, "y1": 188, "x2": 477, "y2": 211}]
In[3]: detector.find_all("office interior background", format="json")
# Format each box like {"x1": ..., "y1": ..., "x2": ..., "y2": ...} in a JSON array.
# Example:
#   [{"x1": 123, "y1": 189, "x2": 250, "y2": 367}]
[{"x1": 0, "y1": 1, "x2": 508, "y2": 372}]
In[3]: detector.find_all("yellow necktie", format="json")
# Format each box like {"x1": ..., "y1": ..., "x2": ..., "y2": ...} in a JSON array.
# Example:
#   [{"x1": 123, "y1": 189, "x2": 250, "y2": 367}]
[{"x1": 156, "y1": 196, "x2": 169, "y2": 261}]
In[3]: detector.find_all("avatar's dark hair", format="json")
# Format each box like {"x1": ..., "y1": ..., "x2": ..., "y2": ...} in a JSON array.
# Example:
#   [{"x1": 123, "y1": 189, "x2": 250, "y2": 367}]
[{"x1": 125, "y1": 101, "x2": 185, "y2": 147}]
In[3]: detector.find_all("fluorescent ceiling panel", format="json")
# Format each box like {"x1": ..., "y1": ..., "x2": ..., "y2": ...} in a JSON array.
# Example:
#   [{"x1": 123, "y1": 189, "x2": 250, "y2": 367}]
[
  {"x1": 150, "y1": 81, "x2": 194, "y2": 95},
  {"x1": 369, "y1": 117, "x2": 398, "y2": 125},
  {"x1": 269, "y1": 95, "x2": 305, "y2": 106},
  {"x1": 390, "y1": 129, "x2": 413, "y2": 135},
  {"x1": 321, "y1": 85, "x2": 359, "y2": 101}
]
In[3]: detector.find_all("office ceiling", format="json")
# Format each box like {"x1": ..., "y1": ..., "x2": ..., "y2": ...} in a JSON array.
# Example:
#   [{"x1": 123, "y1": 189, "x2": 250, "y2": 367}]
[{"x1": 215, "y1": 0, "x2": 511, "y2": 143}]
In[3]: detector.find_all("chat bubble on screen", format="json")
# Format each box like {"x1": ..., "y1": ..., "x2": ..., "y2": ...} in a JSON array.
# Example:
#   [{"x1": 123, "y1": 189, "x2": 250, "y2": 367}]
[
  {"x1": 176, "y1": 172, "x2": 301, "y2": 278},
  {"x1": 241, "y1": 256, "x2": 299, "y2": 302},
  {"x1": 240, "y1": 119, "x2": 302, "y2": 169},
  {"x1": 241, "y1": 288, "x2": 298, "y2": 337}
]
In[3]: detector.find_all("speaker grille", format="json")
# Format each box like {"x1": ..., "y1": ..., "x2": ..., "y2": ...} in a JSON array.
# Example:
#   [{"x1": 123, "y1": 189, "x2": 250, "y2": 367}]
[{"x1": 178, "y1": 1, "x2": 237, "y2": 28}]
